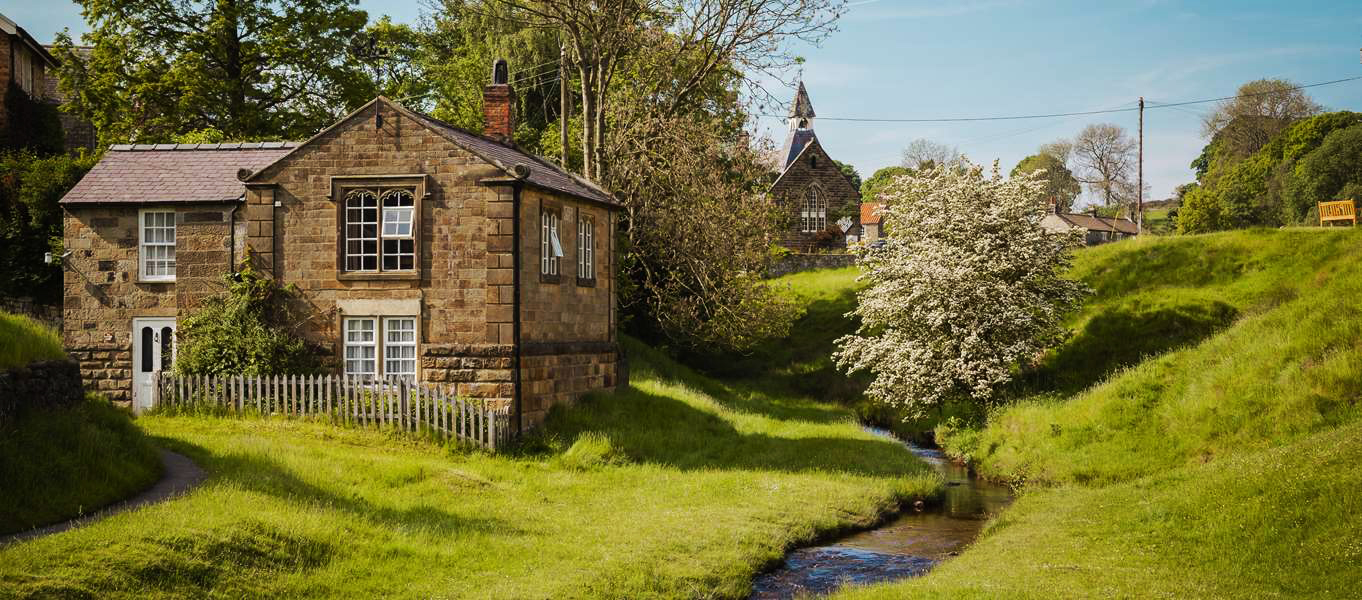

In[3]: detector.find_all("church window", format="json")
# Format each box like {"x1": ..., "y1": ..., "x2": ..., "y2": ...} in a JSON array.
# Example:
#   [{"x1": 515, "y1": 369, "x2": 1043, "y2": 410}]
[{"x1": 801, "y1": 187, "x2": 827, "y2": 233}]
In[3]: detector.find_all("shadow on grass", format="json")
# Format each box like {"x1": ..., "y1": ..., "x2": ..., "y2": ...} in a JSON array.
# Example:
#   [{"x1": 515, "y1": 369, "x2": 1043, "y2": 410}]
[
  {"x1": 150, "y1": 436, "x2": 519, "y2": 540},
  {"x1": 1014, "y1": 296, "x2": 1238, "y2": 397},
  {"x1": 539, "y1": 384, "x2": 928, "y2": 479}
]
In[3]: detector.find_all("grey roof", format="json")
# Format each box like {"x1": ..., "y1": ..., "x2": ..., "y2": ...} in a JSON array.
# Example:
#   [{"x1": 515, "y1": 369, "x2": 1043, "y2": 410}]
[
  {"x1": 789, "y1": 82, "x2": 815, "y2": 119},
  {"x1": 61, "y1": 144, "x2": 298, "y2": 205},
  {"x1": 780, "y1": 128, "x2": 816, "y2": 170},
  {"x1": 1056, "y1": 212, "x2": 1139, "y2": 235},
  {"x1": 403, "y1": 109, "x2": 619, "y2": 207},
  {"x1": 243, "y1": 97, "x2": 618, "y2": 208}
]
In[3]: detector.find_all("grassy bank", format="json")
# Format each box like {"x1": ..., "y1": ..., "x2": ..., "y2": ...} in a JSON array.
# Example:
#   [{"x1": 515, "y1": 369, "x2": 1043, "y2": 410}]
[
  {"x1": 0, "y1": 336, "x2": 939, "y2": 598},
  {"x1": 829, "y1": 228, "x2": 1362, "y2": 597},
  {"x1": 835, "y1": 419, "x2": 1362, "y2": 599},
  {"x1": 0, "y1": 396, "x2": 163, "y2": 535},
  {"x1": 944, "y1": 228, "x2": 1362, "y2": 485},
  {"x1": 0, "y1": 311, "x2": 64, "y2": 369}
]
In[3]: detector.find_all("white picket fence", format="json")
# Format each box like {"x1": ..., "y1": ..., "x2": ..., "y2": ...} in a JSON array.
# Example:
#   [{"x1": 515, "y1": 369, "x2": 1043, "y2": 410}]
[{"x1": 152, "y1": 371, "x2": 513, "y2": 450}]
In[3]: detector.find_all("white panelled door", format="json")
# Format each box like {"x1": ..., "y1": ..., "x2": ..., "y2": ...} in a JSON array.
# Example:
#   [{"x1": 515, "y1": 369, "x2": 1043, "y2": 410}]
[{"x1": 132, "y1": 318, "x2": 176, "y2": 412}]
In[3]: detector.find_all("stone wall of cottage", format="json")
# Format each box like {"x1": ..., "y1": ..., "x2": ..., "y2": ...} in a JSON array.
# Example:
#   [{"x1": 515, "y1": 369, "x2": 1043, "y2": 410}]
[
  {"x1": 245, "y1": 102, "x2": 617, "y2": 427},
  {"x1": 61, "y1": 204, "x2": 240, "y2": 402},
  {"x1": 770, "y1": 138, "x2": 860, "y2": 251},
  {"x1": 0, "y1": 34, "x2": 11, "y2": 133},
  {"x1": 515, "y1": 188, "x2": 617, "y2": 427}
]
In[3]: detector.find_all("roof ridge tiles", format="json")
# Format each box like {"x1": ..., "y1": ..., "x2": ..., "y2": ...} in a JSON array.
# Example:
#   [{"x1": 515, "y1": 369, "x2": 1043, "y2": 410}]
[{"x1": 107, "y1": 142, "x2": 302, "y2": 151}]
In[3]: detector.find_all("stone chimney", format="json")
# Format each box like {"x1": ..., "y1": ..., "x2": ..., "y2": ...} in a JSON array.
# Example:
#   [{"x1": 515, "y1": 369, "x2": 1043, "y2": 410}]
[{"x1": 484, "y1": 58, "x2": 515, "y2": 143}]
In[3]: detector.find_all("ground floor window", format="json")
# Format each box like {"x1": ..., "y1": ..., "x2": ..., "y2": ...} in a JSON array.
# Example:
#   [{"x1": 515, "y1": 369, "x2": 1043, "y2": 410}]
[{"x1": 343, "y1": 317, "x2": 419, "y2": 380}]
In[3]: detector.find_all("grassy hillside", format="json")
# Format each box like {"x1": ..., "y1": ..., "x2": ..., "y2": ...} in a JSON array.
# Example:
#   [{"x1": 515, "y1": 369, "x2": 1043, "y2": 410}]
[
  {"x1": 1, "y1": 397, "x2": 163, "y2": 535},
  {"x1": 945, "y1": 228, "x2": 1362, "y2": 485},
  {"x1": 0, "y1": 335, "x2": 939, "y2": 598},
  {"x1": 818, "y1": 228, "x2": 1362, "y2": 598},
  {"x1": 836, "y1": 419, "x2": 1362, "y2": 599},
  {"x1": 0, "y1": 311, "x2": 64, "y2": 369}
]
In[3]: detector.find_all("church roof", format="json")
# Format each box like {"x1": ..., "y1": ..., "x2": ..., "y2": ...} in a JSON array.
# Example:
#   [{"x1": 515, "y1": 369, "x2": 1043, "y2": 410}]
[
  {"x1": 780, "y1": 128, "x2": 816, "y2": 170},
  {"x1": 788, "y1": 82, "x2": 815, "y2": 119}
]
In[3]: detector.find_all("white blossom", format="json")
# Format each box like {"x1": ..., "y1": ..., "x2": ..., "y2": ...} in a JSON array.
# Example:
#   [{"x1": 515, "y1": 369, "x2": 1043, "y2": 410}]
[{"x1": 834, "y1": 160, "x2": 1089, "y2": 418}]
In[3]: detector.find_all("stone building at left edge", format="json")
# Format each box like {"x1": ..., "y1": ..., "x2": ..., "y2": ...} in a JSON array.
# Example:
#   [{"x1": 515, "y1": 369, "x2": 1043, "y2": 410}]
[{"x1": 59, "y1": 60, "x2": 622, "y2": 432}]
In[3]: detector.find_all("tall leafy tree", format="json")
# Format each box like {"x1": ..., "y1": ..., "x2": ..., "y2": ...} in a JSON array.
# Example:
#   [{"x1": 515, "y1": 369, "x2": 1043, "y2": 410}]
[
  {"x1": 1011, "y1": 152, "x2": 1081, "y2": 213},
  {"x1": 1071, "y1": 123, "x2": 1137, "y2": 213},
  {"x1": 1201, "y1": 78, "x2": 1321, "y2": 160},
  {"x1": 52, "y1": 0, "x2": 370, "y2": 144}
]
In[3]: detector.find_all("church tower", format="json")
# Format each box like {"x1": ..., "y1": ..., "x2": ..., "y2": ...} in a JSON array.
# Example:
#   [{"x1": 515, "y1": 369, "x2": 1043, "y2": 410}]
[
  {"x1": 767, "y1": 81, "x2": 860, "y2": 251},
  {"x1": 780, "y1": 82, "x2": 818, "y2": 169}
]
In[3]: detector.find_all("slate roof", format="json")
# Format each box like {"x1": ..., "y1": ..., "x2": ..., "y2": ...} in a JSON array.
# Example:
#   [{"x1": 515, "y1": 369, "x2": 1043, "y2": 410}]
[
  {"x1": 789, "y1": 82, "x2": 815, "y2": 119},
  {"x1": 1054, "y1": 212, "x2": 1139, "y2": 235},
  {"x1": 780, "y1": 128, "x2": 816, "y2": 170},
  {"x1": 861, "y1": 203, "x2": 883, "y2": 226},
  {"x1": 60, "y1": 143, "x2": 298, "y2": 205},
  {"x1": 242, "y1": 97, "x2": 619, "y2": 208},
  {"x1": 403, "y1": 109, "x2": 618, "y2": 207}
]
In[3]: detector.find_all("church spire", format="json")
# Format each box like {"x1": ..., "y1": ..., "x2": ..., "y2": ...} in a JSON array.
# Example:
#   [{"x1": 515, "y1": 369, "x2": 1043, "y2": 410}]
[{"x1": 788, "y1": 81, "x2": 815, "y2": 130}]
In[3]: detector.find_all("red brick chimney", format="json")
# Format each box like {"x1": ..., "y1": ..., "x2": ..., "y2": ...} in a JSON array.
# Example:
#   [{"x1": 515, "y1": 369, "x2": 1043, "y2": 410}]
[{"x1": 484, "y1": 58, "x2": 515, "y2": 143}]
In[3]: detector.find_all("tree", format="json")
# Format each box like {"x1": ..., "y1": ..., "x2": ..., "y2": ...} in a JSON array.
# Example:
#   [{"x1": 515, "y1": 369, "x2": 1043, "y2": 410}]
[
  {"x1": 901, "y1": 138, "x2": 961, "y2": 171},
  {"x1": 833, "y1": 162, "x2": 1088, "y2": 417},
  {"x1": 0, "y1": 151, "x2": 96, "y2": 304},
  {"x1": 606, "y1": 102, "x2": 799, "y2": 351},
  {"x1": 352, "y1": 17, "x2": 431, "y2": 105},
  {"x1": 1071, "y1": 123, "x2": 1137, "y2": 213},
  {"x1": 861, "y1": 166, "x2": 910, "y2": 204},
  {"x1": 1011, "y1": 152, "x2": 1081, "y2": 213},
  {"x1": 1202, "y1": 78, "x2": 1321, "y2": 159},
  {"x1": 1285, "y1": 124, "x2": 1362, "y2": 217},
  {"x1": 487, "y1": 0, "x2": 842, "y2": 180},
  {"x1": 1038, "y1": 139, "x2": 1072, "y2": 164},
  {"x1": 834, "y1": 160, "x2": 861, "y2": 192},
  {"x1": 52, "y1": 0, "x2": 370, "y2": 144}
]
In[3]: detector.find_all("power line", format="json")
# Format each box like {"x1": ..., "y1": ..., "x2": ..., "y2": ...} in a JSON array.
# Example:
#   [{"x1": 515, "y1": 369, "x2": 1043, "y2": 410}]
[{"x1": 762, "y1": 75, "x2": 1362, "y2": 124}]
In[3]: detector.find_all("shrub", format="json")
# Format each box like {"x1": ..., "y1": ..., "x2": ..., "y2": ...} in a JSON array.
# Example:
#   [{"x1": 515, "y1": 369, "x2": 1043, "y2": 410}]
[
  {"x1": 2, "y1": 83, "x2": 64, "y2": 155},
  {"x1": 811, "y1": 225, "x2": 843, "y2": 249},
  {"x1": 175, "y1": 257, "x2": 323, "y2": 375}
]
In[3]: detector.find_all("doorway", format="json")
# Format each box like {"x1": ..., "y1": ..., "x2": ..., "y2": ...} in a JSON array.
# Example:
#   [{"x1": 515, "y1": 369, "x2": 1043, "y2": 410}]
[{"x1": 132, "y1": 318, "x2": 176, "y2": 413}]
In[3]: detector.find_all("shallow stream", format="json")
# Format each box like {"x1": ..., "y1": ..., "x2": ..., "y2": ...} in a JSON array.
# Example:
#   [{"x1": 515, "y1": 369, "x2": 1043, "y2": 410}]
[{"x1": 749, "y1": 431, "x2": 1014, "y2": 598}]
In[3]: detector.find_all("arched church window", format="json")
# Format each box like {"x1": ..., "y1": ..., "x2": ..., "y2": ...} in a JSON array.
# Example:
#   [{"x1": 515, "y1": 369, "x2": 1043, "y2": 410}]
[{"x1": 801, "y1": 186, "x2": 826, "y2": 233}]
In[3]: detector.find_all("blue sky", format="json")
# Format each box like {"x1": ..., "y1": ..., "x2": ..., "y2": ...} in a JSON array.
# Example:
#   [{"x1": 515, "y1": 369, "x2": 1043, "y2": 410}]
[{"x1": 9, "y1": 0, "x2": 1361, "y2": 203}]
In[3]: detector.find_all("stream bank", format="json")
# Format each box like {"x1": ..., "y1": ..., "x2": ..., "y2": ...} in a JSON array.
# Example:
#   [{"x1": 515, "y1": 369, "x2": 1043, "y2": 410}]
[{"x1": 749, "y1": 433, "x2": 1013, "y2": 598}]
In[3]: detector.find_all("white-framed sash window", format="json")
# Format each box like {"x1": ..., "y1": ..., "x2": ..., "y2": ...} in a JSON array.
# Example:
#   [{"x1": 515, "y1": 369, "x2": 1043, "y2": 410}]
[
  {"x1": 344, "y1": 316, "x2": 418, "y2": 380},
  {"x1": 139, "y1": 209, "x2": 177, "y2": 281},
  {"x1": 577, "y1": 215, "x2": 594, "y2": 281},
  {"x1": 541, "y1": 209, "x2": 562, "y2": 277}
]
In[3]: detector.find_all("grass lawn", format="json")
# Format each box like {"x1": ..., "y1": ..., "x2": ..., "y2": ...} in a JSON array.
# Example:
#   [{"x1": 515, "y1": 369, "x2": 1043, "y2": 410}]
[
  {"x1": 0, "y1": 396, "x2": 163, "y2": 536},
  {"x1": 835, "y1": 419, "x2": 1362, "y2": 599},
  {"x1": 0, "y1": 311, "x2": 64, "y2": 369},
  {"x1": 0, "y1": 336, "x2": 939, "y2": 599},
  {"x1": 822, "y1": 228, "x2": 1362, "y2": 598}
]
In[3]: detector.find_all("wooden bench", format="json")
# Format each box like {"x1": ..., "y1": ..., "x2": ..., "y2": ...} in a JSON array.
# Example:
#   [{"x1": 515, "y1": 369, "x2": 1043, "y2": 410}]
[{"x1": 1319, "y1": 199, "x2": 1357, "y2": 226}]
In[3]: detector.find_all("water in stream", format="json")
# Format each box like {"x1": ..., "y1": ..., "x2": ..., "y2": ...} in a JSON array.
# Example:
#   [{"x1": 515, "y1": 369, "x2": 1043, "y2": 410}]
[{"x1": 749, "y1": 432, "x2": 1014, "y2": 599}]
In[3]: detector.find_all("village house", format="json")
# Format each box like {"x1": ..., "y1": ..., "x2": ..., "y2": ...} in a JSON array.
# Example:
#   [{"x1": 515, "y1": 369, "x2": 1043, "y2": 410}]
[
  {"x1": 59, "y1": 60, "x2": 621, "y2": 431},
  {"x1": 1041, "y1": 206, "x2": 1139, "y2": 245},
  {"x1": 767, "y1": 82, "x2": 860, "y2": 251},
  {"x1": 0, "y1": 12, "x2": 56, "y2": 130}
]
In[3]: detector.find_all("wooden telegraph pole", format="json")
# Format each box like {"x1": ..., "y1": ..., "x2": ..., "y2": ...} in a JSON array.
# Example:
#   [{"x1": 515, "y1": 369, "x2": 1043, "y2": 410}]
[{"x1": 1137, "y1": 96, "x2": 1144, "y2": 234}]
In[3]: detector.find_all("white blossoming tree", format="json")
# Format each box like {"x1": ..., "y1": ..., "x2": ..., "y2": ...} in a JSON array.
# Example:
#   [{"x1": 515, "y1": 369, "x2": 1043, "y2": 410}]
[{"x1": 834, "y1": 160, "x2": 1089, "y2": 418}]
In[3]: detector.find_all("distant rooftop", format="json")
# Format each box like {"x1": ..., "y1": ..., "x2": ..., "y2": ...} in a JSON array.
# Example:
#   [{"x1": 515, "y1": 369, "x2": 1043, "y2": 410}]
[{"x1": 108, "y1": 142, "x2": 299, "y2": 151}]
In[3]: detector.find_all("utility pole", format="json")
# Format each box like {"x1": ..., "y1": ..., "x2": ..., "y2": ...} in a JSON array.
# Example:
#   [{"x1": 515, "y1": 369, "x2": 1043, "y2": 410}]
[
  {"x1": 1137, "y1": 96, "x2": 1144, "y2": 234},
  {"x1": 559, "y1": 42, "x2": 569, "y2": 169}
]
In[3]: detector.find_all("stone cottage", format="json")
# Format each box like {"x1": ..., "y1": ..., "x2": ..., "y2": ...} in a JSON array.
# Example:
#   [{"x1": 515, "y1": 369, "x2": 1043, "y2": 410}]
[
  {"x1": 767, "y1": 82, "x2": 860, "y2": 251},
  {"x1": 60, "y1": 60, "x2": 621, "y2": 431},
  {"x1": 0, "y1": 12, "x2": 56, "y2": 133},
  {"x1": 1040, "y1": 206, "x2": 1138, "y2": 246}
]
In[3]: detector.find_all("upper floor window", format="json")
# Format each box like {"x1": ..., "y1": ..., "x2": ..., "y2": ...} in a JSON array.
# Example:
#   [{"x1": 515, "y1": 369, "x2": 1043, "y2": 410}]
[
  {"x1": 577, "y1": 215, "x2": 595, "y2": 283},
  {"x1": 800, "y1": 187, "x2": 826, "y2": 233},
  {"x1": 541, "y1": 208, "x2": 562, "y2": 281},
  {"x1": 140, "y1": 210, "x2": 176, "y2": 281},
  {"x1": 339, "y1": 181, "x2": 419, "y2": 275}
]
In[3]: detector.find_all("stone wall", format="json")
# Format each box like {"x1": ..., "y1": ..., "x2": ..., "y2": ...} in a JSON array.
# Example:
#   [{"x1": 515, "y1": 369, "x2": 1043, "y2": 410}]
[
  {"x1": 767, "y1": 253, "x2": 858, "y2": 278},
  {"x1": 62, "y1": 203, "x2": 238, "y2": 402},
  {"x1": 0, "y1": 360, "x2": 84, "y2": 424},
  {"x1": 0, "y1": 296, "x2": 61, "y2": 330},
  {"x1": 519, "y1": 344, "x2": 618, "y2": 428},
  {"x1": 518, "y1": 188, "x2": 615, "y2": 344},
  {"x1": 0, "y1": 34, "x2": 11, "y2": 133},
  {"x1": 769, "y1": 137, "x2": 860, "y2": 251}
]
